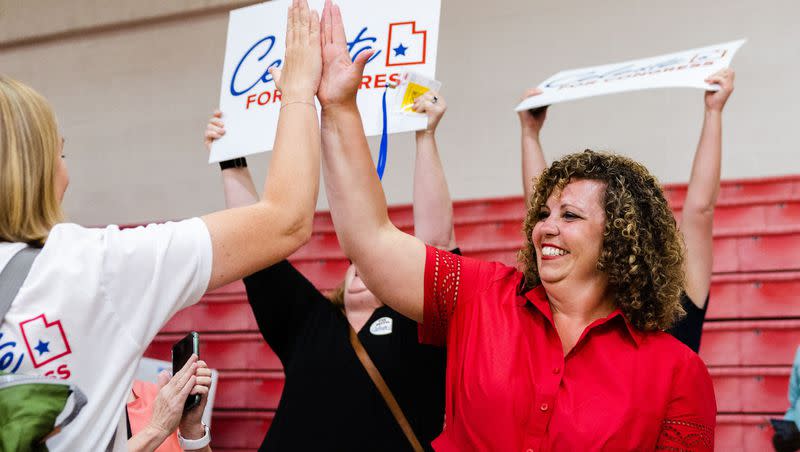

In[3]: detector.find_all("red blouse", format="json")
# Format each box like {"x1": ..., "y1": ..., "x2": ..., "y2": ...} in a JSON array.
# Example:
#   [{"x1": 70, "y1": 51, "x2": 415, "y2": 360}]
[{"x1": 419, "y1": 246, "x2": 716, "y2": 451}]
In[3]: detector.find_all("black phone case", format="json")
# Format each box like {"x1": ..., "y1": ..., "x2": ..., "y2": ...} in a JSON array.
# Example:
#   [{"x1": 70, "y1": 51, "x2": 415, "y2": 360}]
[{"x1": 172, "y1": 332, "x2": 201, "y2": 411}]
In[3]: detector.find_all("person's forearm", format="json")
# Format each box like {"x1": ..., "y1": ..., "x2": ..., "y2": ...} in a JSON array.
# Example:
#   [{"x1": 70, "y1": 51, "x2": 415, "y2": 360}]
[
  {"x1": 521, "y1": 130, "x2": 547, "y2": 207},
  {"x1": 321, "y1": 102, "x2": 425, "y2": 321},
  {"x1": 413, "y1": 130, "x2": 455, "y2": 249},
  {"x1": 128, "y1": 425, "x2": 169, "y2": 452},
  {"x1": 321, "y1": 103, "x2": 393, "y2": 261},
  {"x1": 262, "y1": 103, "x2": 321, "y2": 231},
  {"x1": 221, "y1": 168, "x2": 259, "y2": 208},
  {"x1": 683, "y1": 109, "x2": 722, "y2": 216},
  {"x1": 202, "y1": 103, "x2": 319, "y2": 291}
]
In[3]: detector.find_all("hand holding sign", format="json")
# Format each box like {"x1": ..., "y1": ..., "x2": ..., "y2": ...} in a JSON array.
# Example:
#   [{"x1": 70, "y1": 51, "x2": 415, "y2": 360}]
[
  {"x1": 517, "y1": 88, "x2": 548, "y2": 137},
  {"x1": 274, "y1": 0, "x2": 321, "y2": 105},
  {"x1": 704, "y1": 68, "x2": 735, "y2": 113},
  {"x1": 411, "y1": 91, "x2": 446, "y2": 133},
  {"x1": 318, "y1": 0, "x2": 374, "y2": 108}
]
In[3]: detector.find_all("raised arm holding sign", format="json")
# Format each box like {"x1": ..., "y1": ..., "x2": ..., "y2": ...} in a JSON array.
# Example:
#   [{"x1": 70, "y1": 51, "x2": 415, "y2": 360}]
[{"x1": 515, "y1": 39, "x2": 745, "y2": 112}]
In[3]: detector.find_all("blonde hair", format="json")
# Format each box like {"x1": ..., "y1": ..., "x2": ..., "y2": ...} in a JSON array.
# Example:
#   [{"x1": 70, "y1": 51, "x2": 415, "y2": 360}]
[{"x1": 0, "y1": 76, "x2": 64, "y2": 245}]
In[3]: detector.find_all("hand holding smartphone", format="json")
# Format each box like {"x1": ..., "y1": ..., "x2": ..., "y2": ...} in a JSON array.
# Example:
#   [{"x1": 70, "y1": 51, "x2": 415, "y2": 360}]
[{"x1": 172, "y1": 331, "x2": 201, "y2": 412}]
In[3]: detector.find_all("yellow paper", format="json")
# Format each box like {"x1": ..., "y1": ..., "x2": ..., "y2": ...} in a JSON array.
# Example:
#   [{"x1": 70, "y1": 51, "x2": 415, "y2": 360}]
[{"x1": 400, "y1": 82, "x2": 430, "y2": 111}]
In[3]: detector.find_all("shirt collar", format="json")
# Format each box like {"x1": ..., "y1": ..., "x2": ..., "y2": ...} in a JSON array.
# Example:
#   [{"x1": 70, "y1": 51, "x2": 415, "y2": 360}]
[{"x1": 519, "y1": 286, "x2": 643, "y2": 348}]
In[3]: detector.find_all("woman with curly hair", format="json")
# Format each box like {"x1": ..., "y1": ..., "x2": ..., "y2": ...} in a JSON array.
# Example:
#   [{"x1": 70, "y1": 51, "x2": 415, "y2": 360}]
[
  {"x1": 316, "y1": 3, "x2": 716, "y2": 450},
  {"x1": 518, "y1": 69, "x2": 735, "y2": 352}
]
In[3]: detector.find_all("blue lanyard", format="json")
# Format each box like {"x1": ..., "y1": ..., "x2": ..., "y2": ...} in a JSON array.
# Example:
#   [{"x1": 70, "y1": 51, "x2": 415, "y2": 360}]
[{"x1": 376, "y1": 87, "x2": 389, "y2": 180}]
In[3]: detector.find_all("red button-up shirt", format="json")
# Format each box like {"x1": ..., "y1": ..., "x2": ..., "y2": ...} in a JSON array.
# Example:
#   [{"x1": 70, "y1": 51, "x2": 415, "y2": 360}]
[{"x1": 419, "y1": 246, "x2": 716, "y2": 451}]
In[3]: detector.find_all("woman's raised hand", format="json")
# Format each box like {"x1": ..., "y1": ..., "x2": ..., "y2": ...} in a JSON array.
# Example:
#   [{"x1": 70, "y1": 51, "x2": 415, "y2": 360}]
[
  {"x1": 269, "y1": 0, "x2": 322, "y2": 104},
  {"x1": 704, "y1": 68, "x2": 735, "y2": 113},
  {"x1": 518, "y1": 88, "x2": 548, "y2": 136},
  {"x1": 204, "y1": 110, "x2": 225, "y2": 151},
  {"x1": 317, "y1": 0, "x2": 374, "y2": 108},
  {"x1": 412, "y1": 91, "x2": 447, "y2": 134}
]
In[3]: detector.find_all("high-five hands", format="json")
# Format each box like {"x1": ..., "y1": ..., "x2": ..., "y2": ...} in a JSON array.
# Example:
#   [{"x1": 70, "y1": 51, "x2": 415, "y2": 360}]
[
  {"x1": 270, "y1": 0, "x2": 322, "y2": 105},
  {"x1": 317, "y1": 0, "x2": 374, "y2": 109}
]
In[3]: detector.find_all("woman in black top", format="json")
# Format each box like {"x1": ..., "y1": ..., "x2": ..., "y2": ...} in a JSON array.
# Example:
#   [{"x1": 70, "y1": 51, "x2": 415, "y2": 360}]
[
  {"x1": 516, "y1": 69, "x2": 736, "y2": 352},
  {"x1": 204, "y1": 91, "x2": 453, "y2": 451}
]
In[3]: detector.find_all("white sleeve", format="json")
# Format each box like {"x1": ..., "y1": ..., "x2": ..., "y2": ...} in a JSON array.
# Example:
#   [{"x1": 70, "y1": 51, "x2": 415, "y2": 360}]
[{"x1": 100, "y1": 218, "x2": 213, "y2": 346}]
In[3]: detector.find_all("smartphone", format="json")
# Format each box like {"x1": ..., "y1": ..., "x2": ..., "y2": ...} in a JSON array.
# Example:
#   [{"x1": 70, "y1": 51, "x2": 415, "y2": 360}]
[{"x1": 172, "y1": 331, "x2": 201, "y2": 411}]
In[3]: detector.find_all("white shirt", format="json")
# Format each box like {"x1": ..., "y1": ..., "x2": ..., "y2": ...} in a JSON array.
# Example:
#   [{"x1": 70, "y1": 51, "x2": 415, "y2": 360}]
[{"x1": 0, "y1": 218, "x2": 212, "y2": 451}]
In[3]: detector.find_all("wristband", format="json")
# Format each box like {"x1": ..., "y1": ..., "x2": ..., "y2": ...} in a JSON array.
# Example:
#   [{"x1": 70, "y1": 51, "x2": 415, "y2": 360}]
[
  {"x1": 178, "y1": 423, "x2": 210, "y2": 450},
  {"x1": 219, "y1": 157, "x2": 247, "y2": 170}
]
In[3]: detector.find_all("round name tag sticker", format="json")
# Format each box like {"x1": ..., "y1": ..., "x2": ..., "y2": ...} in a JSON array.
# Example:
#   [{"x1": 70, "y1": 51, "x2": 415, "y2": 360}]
[{"x1": 369, "y1": 317, "x2": 393, "y2": 336}]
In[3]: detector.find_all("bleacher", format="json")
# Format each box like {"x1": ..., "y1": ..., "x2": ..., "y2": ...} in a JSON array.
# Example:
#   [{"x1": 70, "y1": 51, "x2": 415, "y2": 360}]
[{"x1": 144, "y1": 175, "x2": 800, "y2": 451}]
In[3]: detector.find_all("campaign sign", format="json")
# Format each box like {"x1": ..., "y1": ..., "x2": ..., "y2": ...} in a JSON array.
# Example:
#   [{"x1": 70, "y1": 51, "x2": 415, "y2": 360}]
[
  {"x1": 211, "y1": 0, "x2": 441, "y2": 163},
  {"x1": 515, "y1": 39, "x2": 746, "y2": 112}
]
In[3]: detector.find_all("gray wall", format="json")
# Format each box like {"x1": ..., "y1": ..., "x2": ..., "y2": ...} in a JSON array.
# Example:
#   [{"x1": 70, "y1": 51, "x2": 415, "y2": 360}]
[{"x1": 1, "y1": 0, "x2": 797, "y2": 225}]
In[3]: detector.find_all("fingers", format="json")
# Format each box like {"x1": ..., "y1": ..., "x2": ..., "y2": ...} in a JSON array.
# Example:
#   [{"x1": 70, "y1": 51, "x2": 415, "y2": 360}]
[
  {"x1": 332, "y1": 3, "x2": 347, "y2": 47},
  {"x1": 322, "y1": 0, "x2": 332, "y2": 45},
  {"x1": 172, "y1": 354, "x2": 198, "y2": 389},
  {"x1": 269, "y1": 66, "x2": 283, "y2": 89},
  {"x1": 309, "y1": 9, "x2": 320, "y2": 46},
  {"x1": 412, "y1": 98, "x2": 427, "y2": 114},
  {"x1": 191, "y1": 384, "x2": 210, "y2": 396},
  {"x1": 156, "y1": 370, "x2": 171, "y2": 388},
  {"x1": 191, "y1": 361, "x2": 212, "y2": 394},
  {"x1": 178, "y1": 375, "x2": 197, "y2": 400},
  {"x1": 352, "y1": 48, "x2": 375, "y2": 74},
  {"x1": 521, "y1": 88, "x2": 542, "y2": 100},
  {"x1": 705, "y1": 68, "x2": 734, "y2": 86},
  {"x1": 205, "y1": 127, "x2": 225, "y2": 142},
  {"x1": 286, "y1": 3, "x2": 295, "y2": 49},
  {"x1": 298, "y1": 0, "x2": 309, "y2": 35}
]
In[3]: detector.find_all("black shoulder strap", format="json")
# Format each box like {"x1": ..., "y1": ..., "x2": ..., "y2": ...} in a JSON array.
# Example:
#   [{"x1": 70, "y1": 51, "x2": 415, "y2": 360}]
[{"x1": 0, "y1": 246, "x2": 41, "y2": 320}]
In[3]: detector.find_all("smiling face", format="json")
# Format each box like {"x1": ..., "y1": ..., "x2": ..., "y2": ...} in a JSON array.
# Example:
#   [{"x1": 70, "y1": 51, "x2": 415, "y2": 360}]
[{"x1": 531, "y1": 179, "x2": 608, "y2": 288}]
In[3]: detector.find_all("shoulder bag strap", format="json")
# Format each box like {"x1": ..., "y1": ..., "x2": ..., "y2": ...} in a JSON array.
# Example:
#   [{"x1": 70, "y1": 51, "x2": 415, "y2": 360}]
[
  {"x1": 0, "y1": 246, "x2": 40, "y2": 320},
  {"x1": 348, "y1": 325, "x2": 425, "y2": 452}
]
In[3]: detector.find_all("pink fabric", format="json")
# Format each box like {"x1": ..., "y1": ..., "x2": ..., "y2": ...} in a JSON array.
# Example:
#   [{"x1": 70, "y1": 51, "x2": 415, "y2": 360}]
[{"x1": 127, "y1": 380, "x2": 183, "y2": 452}]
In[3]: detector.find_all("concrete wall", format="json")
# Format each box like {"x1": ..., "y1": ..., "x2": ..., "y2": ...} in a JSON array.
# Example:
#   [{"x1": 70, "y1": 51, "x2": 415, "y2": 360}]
[{"x1": 1, "y1": 0, "x2": 797, "y2": 225}]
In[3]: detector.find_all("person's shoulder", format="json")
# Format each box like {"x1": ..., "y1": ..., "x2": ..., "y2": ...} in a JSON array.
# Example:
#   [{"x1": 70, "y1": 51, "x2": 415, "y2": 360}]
[
  {"x1": 48, "y1": 222, "x2": 105, "y2": 241},
  {"x1": 40, "y1": 223, "x2": 108, "y2": 261},
  {"x1": 457, "y1": 253, "x2": 521, "y2": 285},
  {"x1": 639, "y1": 330, "x2": 707, "y2": 368}
]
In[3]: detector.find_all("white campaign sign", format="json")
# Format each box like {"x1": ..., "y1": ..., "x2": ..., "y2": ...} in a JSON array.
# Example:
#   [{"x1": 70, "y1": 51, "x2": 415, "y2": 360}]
[
  {"x1": 211, "y1": 0, "x2": 441, "y2": 163},
  {"x1": 515, "y1": 39, "x2": 746, "y2": 112}
]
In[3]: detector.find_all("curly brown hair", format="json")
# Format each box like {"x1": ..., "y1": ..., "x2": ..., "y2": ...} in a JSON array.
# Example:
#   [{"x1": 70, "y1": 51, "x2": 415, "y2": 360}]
[{"x1": 518, "y1": 150, "x2": 685, "y2": 332}]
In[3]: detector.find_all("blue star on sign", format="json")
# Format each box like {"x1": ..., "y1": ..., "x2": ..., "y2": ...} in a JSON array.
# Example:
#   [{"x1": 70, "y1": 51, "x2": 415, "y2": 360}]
[
  {"x1": 393, "y1": 43, "x2": 408, "y2": 57},
  {"x1": 34, "y1": 340, "x2": 50, "y2": 356}
]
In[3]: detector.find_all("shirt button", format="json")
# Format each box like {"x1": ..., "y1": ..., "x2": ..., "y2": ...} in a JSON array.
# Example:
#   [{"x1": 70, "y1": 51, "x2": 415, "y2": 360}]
[
  {"x1": 552, "y1": 367, "x2": 560, "y2": 374},
  {"x1": 540, "y1": 403, "x2": 549, "y2": 412},
  {"x1": 526, "y1": 449, "x2": 534, "y2": 452}
]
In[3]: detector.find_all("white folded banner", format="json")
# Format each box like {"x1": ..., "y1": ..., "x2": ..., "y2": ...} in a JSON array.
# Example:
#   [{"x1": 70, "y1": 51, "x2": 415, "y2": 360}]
[
  {"x1": 515, "y1": 39, "x2": 746, "y2": 112},
  {"x1": 211, "y1": 0, "x2": 441, "y2": 163}
]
